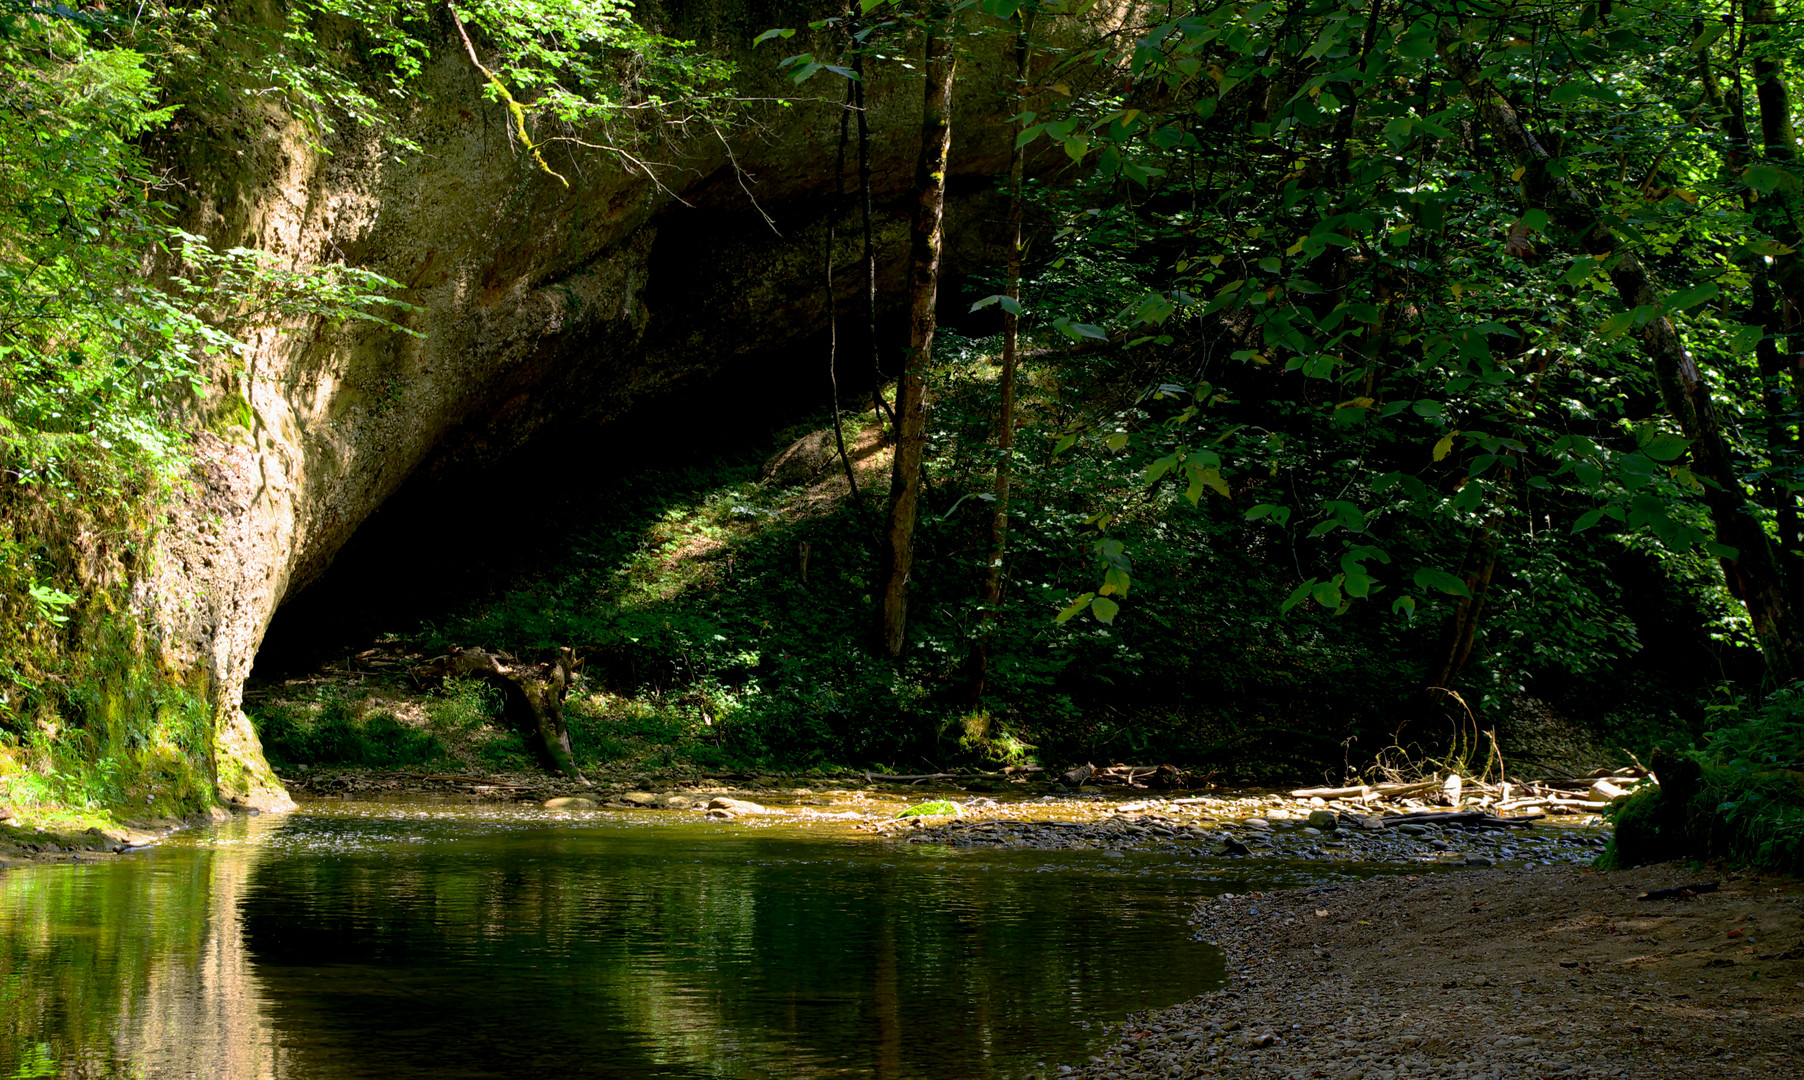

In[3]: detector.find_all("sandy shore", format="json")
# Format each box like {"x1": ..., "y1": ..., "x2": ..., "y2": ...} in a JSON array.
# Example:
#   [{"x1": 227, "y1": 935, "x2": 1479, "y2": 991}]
[{"x1": 1057, "y1": 865, "x2": 1804, "y2": 1080}]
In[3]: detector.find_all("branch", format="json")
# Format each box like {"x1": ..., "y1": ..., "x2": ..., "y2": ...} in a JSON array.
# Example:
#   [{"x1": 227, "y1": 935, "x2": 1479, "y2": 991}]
[{"x1": 445, "y1": 3, "x2": 569, "y2": 188}]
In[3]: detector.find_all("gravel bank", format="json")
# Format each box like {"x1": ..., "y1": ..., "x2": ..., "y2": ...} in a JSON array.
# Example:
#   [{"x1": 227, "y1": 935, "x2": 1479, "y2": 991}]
[{"x1": 1056, "y1": 865, "x2": 1804, "y2": 1080}]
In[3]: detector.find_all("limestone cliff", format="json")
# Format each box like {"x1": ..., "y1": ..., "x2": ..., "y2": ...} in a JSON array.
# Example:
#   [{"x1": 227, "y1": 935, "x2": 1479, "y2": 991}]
[{"x1": 143, "y1": 3, "x2": 1056, "y2": 807}]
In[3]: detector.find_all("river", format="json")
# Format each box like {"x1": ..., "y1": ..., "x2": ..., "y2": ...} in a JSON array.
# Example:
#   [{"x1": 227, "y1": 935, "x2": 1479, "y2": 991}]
[{"x1": 2, "y1": 799, "x2": 1250, "y2": 1079}]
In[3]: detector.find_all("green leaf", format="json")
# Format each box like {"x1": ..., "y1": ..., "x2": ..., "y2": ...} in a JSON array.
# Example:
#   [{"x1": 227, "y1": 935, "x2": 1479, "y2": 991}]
[
  {"x1": 1395, "y1": 31, "x2": 1437, "y2": 59},
  {"x1": 1745, "y1": 165, "x2": 1803, "y2": 193},
  {"x1": 753, "y1": 28, "x2": 796, "y2": 46},
  {"x1": 1412, "y1": 568, "x2": 1471, "y2": 597},
  {"x1": 1055, "y1": 593, "x2": 1095, "y2": 623},
  {"x1": 1281, "y1": 579, "x2": 1316, "y2": 614},
  {"x1": 1311, "y1": 579, "x2": 1342, "y2": 607},
  {"x1": 1640, "y1": 433, "x2": 1690, "y2": 462},
  {"x1": 1573, "y1": 508, "x2": 1608, "y2": 532},
  {"x1": 1100, "y1": 565, "x2": 1132, "y2": 597},
  {"x1": 1597, "y1": 310, "x2": 1635, "y2": 339},
  {"x1": 1730, "y1": 324, "x2": 1764, "y2": 355},
  {"x1": 1664, "y1": 281, "x2": 1719, "y2": 311},
  {"x1": 1091, "y1": 596, "x2": 1121, "y2": 624},
  {"x1": 1412, "y1": 398, "x2": 1443, "y2": 418},
  {"x1": 1690, "y1": 23, "x2": 1727, "y2": 52},
  {"x1": 1563, "y1": 256, "x2": 1596, "y2": 285}
]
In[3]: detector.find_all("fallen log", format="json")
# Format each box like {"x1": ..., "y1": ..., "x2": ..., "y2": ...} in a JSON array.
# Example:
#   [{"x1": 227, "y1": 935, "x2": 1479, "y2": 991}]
[
  {"x1": 1371, "y1": 780, "x2": 1443, "y2": 797},
  {"x1": 416, "y1": 647, "x2": 586, "y2": 781},
  {"x1": 1373, "y1": 810, "x2": 1542, "y2": 829},
  {"x1": 1494, "y1": 797, "x2": 1548, "y2": 812},
  {"x1": 1289, "y1": 785, "x2": 1373, "y2": 799},
  {"x1": 1545, "y1": 797, "x2": 1611, "y2": 811}
]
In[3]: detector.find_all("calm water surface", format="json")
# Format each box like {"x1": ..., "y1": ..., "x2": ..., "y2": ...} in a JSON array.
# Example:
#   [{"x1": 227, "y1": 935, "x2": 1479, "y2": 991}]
[{"x1": 2, "y1": 801, "x2": 1252, "y2": 1079}]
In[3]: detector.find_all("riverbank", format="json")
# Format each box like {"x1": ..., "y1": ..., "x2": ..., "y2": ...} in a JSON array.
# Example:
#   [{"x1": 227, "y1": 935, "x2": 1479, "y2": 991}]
[
  {"x1": 1059, "y1": 864, "x2": 1804, "y2": 1080},
  {"x1": 0, "y1": 814, "x2": 197, "y2": 868},
  {"x1": 4, "y1": 765, "x2": 1612, "y2": 870}
]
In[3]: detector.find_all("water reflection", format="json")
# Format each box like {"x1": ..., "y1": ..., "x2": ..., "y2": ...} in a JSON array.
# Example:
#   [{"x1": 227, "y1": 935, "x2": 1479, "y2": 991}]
[
  {"x1": 2, "y1": 804, "x2": 1226, "y2": 1078},
  {"x1": 1, "y1": 813, "x2": 284, "y2": 1079}
]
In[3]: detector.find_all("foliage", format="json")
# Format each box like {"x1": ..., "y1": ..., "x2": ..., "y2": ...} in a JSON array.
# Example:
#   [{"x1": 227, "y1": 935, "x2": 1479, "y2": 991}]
[
  {"x1": 0, "y1": 0, "x2": 743, "y2": 817},
  {"x1": 250, "y1": 688, "x2": 453, "y2": 770},
  {"x1": 1604, "y1": 682, "x2": 1804, "y2": 874},
  {"x1": 897, "y1": 799, "x2": 959, "y2": 817}
]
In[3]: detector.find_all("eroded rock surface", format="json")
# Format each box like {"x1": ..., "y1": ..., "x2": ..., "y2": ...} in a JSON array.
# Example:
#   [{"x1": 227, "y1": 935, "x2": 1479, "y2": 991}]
[{"x1": 139, "y1": 6, "x2": 1078, "y2": 807}]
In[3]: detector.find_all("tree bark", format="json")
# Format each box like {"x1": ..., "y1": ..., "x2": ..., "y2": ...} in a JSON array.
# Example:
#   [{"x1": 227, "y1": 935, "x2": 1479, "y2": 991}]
[
  {"x1": 852, "y1": 37, "x2": 896, "y2": 433},
  {"x1": 1447, "y1": 34, "x2": 1804, "y2": 682},
  {"x1": 1700, "y1": 21, "x2": 1804, "y2": 599},
  {"x1": 970, "y1": 6, "x2": 1034, "y2": 694},
  {"x1": 880, "y1": 12, "x2": 956, "y2": 660},
  {"x1": 829, "y1": 73, "x2": 860, "y2": 503},
  {"x1": 422, "y1": 647, "x2": 585, "y2": 780},
  {"x1": 1425, "y1": 352, "x2": 1553, "y2": 696}
]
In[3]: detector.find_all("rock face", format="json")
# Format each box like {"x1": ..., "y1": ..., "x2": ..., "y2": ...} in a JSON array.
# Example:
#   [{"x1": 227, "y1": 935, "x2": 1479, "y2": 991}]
[{"x1": 141, "y1": 5, "x2": 1075, "y2": 809}]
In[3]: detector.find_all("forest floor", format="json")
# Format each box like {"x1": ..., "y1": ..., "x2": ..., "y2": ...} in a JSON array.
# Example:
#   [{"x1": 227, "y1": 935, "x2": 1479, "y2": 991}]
[{"x1": 1060, "y1": 864, "x2": 1804, "y2": 1080}]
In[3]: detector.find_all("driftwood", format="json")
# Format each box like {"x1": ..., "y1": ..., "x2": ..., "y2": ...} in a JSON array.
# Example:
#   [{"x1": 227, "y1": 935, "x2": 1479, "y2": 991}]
[
  {"x1": 1372, "y1": 810, "x2": 1542, "y2": 829},
  {"x1": 1290, "y1": 785, "x2": 1374, "y2": 799},
  {"x1": 1638, "y1": 882, "x2": 1719, "y2": 901},
  {"x1": 417, "y1": 647, "x2": 586, "y2": 781},
  {"x1": 1083, "y1": 763, "x2": 1207, "y2": 789}
]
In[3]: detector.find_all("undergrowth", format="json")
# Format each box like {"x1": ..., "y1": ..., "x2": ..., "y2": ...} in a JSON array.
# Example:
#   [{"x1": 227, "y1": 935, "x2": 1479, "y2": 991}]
[
  {"x1": 1603, "y1": 683, "x2": 1804, "y2": 875},
  {"x1": 336, "y1": 338, "x2": 1675, "y2": 779}
]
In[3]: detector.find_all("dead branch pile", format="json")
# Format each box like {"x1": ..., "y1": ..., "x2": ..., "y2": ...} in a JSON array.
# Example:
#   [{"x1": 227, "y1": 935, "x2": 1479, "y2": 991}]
[{"x1": 1289, "y1": 766, "x2": 1653, "y2": 819}]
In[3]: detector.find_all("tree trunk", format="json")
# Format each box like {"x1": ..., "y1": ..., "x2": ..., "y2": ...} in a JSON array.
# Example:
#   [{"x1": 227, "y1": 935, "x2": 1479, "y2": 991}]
[
  {"x1": 1423, "y1": 351, "x2": 1552, "y2": 704},
  {"x1": 424, "y1": 647, "x2": 586, "y2": 780},
  {"x1": 879, "y1": 12, "x2": 956, "y2": 660},
  {"x1": 969, "y1": 6, "x2": 1034, "y2": 695},
  {"x1": 852, "y1": 38, "x2": 896, "y2": 433},
  {"x1": 829, "y1": 73, "x2": 860, "y2": 503},
  {"x1": 1447, "y1": 34, "x2": 1804, "y2": 682},
  {"x1": 1700, "y1": 20, "x2": 1804, "y2": 601}
]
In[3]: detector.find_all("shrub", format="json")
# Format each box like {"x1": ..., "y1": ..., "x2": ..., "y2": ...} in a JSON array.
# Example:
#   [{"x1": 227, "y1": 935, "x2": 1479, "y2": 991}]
[{"x1": 1603, "y1": 685, "x2": 1804, "y2": 874}]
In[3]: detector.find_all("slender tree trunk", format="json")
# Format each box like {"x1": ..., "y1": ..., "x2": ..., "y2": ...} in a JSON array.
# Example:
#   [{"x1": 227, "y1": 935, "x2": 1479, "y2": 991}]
[
  {"x1": 1425, "y1": 352, "x2": 1553, "y2": 695},
  {"x1": 1703, "y1": 20, "x2": 1804, "y2": 602},
  {"x1": 879, "y1": 13, "x2": 956, "y2": 660},
  {"x1": 969, "y1": 7, "x2": 1034, "y2": 695},
  {"x1": 852, "y1": 40, "x2": 896, "y2": 433},
  {"x1": 1448, "y1": 35, "x2": 1804, "y2": 682},
  {"x1": 1746, "y1": 1, "x2": 1804, "y2": 586},
  {"x1": 829, "y1": 74, "x2": 860, "y2": 503}
]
